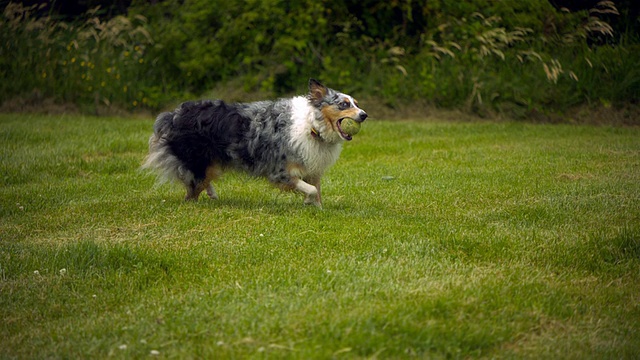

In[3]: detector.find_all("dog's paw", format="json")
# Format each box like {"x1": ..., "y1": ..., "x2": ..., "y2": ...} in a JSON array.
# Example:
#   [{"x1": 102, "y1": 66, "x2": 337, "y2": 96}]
[
  {"x1": 304, "y1": 197, "x2": 322, "y2": 208},
  {"x1": 206, "y1": 185, "x2": 219, "y2": 200}
]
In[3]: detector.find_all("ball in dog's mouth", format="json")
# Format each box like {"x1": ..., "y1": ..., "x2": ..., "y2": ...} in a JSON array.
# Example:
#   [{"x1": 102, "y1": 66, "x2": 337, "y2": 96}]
[{"x1": 338, "y1": 118, "x2": 361, "y2": 140}]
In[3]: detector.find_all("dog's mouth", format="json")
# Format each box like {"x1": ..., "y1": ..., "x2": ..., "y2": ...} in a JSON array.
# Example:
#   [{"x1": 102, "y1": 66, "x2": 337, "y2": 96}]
[{"x1": 337, "y1": 118, "x2": 353, "y2": 141}]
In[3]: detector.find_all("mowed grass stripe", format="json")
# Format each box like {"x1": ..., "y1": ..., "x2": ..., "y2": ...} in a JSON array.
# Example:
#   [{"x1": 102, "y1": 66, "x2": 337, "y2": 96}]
[{"x1": 1, "y1": 114, "x2": 639, "y2": 358}]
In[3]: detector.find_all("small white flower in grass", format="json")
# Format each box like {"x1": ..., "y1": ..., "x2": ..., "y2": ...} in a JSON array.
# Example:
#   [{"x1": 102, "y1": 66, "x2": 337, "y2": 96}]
[
  {"x1": 216, "y1": 341, "x2": 224, "y2": 346},
  {"x1": 33, "y1": 270, "x2": 40, "y2": 275},
  {"x1": 150, "y1": 350, "x2": 160, "y2": 356},
  {"x1": 326, "y1": 269, "x2": 332, "y2": 274},
  {"x1": 140, "y1": 339, "x2": 147, "y2": 344},
  {"x1": 59, "y1": 268, "x2": 67, "y2": 276},
  {"x1": 118, "y1": 344, "x2": 127, "y2": 350},
  {"x1": 259, "y1": 233, "x2": 264, "y2": 237}
]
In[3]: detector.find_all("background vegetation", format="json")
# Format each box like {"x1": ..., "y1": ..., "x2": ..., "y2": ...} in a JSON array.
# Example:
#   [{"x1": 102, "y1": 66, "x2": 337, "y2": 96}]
[{"x1": 1, "y1": 0, "x2": 638, "y2": 119}]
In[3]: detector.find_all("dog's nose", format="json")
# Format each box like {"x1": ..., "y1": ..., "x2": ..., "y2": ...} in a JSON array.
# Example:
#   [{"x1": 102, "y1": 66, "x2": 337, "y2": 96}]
[{"x1": 359, "y1": 112, "x2": 368, "y2": 122}]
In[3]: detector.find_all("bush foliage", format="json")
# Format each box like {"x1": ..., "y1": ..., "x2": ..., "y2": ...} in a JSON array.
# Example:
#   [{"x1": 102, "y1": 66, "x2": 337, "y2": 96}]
[{"x1": 1, "y1": 0, "x2": 638, "y2": 117}]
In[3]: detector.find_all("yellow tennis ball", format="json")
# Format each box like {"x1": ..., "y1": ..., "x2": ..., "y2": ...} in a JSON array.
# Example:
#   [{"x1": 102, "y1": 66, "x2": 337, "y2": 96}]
[{"x1": 340, "y1": 118, "x2": 361, "y2": 136}]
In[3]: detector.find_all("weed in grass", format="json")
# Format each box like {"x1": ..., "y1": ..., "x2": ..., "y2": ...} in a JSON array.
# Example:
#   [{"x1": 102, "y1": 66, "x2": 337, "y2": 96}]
[{"x1": 1, "y1": 114, "x2": 639, "y2": 358}]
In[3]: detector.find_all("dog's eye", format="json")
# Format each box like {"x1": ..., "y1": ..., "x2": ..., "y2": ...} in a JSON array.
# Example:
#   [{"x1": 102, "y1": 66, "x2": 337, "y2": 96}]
[{"x1": 339, "y1": 101, "x2": 349, "y2": 109}]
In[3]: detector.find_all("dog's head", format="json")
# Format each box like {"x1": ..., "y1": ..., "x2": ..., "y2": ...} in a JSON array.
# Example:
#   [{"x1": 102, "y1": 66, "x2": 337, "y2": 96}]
[{"x1": 308, "y1": 79, "x2": 367, "y2": 141}]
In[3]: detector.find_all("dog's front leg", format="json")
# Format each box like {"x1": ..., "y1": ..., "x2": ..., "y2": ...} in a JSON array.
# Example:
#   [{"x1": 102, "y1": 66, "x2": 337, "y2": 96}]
[
  {"x1": 295, "y1": 179, "x2": 321, "y2": 208},
  {"x1": 303, "y1": 177, "x2": 322, "y2": 207}
]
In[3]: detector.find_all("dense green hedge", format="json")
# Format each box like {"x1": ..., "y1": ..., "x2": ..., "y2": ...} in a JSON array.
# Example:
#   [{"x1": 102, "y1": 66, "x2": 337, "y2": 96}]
[{"x1": 1, "y1": 1, "x2": 638, "y2": 117}]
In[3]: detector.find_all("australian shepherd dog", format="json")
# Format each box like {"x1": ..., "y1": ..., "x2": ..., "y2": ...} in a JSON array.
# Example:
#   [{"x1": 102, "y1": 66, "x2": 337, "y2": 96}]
[{"x1": 142, "y1": 79, "x2": 367, "y2": 207}]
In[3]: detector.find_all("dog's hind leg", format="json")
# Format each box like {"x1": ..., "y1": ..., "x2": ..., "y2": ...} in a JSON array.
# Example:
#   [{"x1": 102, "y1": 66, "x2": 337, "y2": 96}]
[
  {"x1": 184, "y1": 164, "x2": 222, "y2": 201},
  {"x1": 175, "y1": 168, "x2": 201, "y2": 201},
  {"x1": 206, "y1": 184, "x2": 219, "y2": 200},
  {"x1": 185, "y1": 179, "x2": 205, "y2": 201},
  {"x1": 185, "y1": 179, "x2": 219, "y2": 201},
  {"x1": 204, "y1": 165, "x2": 221, "y2": 200}
]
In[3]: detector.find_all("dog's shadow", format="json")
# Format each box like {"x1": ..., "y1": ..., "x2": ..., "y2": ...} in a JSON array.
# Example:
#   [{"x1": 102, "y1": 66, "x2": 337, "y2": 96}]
[{"x1": 155, "y1": 191, "x2": 361, "y2": 217}]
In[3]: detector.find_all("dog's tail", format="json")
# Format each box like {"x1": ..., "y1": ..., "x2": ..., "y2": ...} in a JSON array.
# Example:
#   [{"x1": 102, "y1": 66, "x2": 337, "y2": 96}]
[{"x1": 141, "y1": 111, "x2": 186, "y2": 184}]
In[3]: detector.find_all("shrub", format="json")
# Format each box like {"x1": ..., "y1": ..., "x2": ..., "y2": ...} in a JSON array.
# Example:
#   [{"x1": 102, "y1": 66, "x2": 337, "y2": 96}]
[{"x1": 1, "y1": 0, "x2": 637, "y2": 117}]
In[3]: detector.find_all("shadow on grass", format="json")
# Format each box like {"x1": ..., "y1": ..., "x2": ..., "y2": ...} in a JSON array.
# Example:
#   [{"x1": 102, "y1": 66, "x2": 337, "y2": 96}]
[{"x1": 143, "y1": 188, "x2": 365, "y2": 217}]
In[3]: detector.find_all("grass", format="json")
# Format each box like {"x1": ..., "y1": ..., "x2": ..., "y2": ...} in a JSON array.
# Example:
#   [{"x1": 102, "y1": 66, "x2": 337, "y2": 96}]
[{"x1": 1, "y1": 113, "x2": 639, "y2": 358}]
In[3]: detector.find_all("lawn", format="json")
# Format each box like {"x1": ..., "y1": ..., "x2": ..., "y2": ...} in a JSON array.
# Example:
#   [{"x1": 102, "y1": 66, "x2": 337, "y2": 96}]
[{"x1": 1, "y1": 113, "x2": 639, "y2": 358}]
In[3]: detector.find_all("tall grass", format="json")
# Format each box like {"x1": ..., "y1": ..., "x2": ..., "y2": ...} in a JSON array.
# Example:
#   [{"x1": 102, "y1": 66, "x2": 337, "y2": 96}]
[
  {"x1": 362, "y1": 5, "x2": 639, "y2": 117},
  {"x1": 1, "y1": 1, "x2": 638, "y2": 117},
  {"x1": 0, "y1": 3, "x2": 159, "y2": 111}
]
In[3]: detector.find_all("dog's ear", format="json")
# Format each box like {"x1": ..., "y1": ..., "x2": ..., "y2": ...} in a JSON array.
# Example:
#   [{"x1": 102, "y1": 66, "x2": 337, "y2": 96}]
[{"x1": 308, "y1": 79, "x2": 328, "y2": 103}]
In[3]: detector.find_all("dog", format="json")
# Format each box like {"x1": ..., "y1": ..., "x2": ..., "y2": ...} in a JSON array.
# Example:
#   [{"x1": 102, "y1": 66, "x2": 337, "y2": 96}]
[{"x1": 142, "y1": 79, "x2": 367, "y2": 207}]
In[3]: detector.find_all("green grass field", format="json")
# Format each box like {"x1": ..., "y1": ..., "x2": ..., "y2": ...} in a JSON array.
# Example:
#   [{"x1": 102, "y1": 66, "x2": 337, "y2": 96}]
[{"x1": 1, "y1": 113, "x2": 639, "y2": 358}]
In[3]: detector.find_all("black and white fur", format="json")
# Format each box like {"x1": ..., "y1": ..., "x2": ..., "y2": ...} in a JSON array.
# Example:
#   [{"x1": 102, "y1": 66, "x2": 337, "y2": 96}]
[{"x1": 142, "y1": 79, "x2": 367, "y2": 207}]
